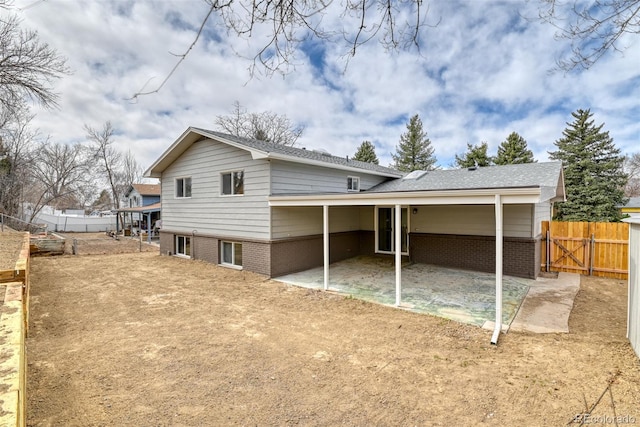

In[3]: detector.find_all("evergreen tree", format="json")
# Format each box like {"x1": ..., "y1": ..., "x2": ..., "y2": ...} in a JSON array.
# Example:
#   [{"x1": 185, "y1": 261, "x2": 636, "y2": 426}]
[
  {"x1": 494, "y1": 132, "x2": 536, "y2": 165},
  {"x1": 454, "y1": 142, "x2": 492, "y2": 168},
  {"x1": 353, "y1": 140, "x2": 379, "y2": 164},
  {"x1": 549, "y1": 109, "x2": 628, "y2": 222},
  {"x1": 391, "y1": 114, "x2": 437, "y2": 172}
]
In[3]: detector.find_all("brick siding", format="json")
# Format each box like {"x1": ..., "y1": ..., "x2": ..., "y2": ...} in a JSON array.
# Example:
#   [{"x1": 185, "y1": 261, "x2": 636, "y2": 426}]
[
  {"x1": 242, "y1": 241, "x2": 271, "y2": 276},
  {"x1": 159, "y1": 231, "x2": 173, "y2": 256},
  {"x1": 193, "y1": 235, "x2": 218, "y2": 264},
  {"x1": 410, "y1": 233, "x2": 539, "y2": 279}
]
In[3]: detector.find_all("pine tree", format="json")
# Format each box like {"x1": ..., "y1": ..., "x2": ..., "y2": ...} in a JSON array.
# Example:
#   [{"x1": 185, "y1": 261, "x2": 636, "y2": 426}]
[
  {"x1": 353, "y1": 140, "x2": 379, "y2": 164},
  {"x1": 454, "y1": 142, "x2": 492, "y2": 168},
  {"x1": 549, "y1": 109, "x2": 628, "y2": 222},
  {"x1": 494, "y1": 132, "x2": 536, "y2": 165},
  {"x1": 391, "y1": 114, "x2": 437, "y2": 172}
]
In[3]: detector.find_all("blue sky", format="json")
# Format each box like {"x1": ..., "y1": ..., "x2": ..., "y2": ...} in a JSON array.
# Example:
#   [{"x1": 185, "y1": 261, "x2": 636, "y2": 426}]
[{"x1": 15, "y1": 0, "x2": 640, "y2": 173}]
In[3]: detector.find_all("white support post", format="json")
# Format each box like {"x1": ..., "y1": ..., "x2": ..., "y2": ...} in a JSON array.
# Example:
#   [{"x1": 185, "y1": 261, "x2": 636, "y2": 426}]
[
  {"x1": 323, "y1": 205, "x2": 329, "y2": 291},
  {"x1": 395, "y1": 204, "x2": 402, "y2": 306},
  {"x1": 491, "y1": 194, "x2": 503, "y2": 345}
]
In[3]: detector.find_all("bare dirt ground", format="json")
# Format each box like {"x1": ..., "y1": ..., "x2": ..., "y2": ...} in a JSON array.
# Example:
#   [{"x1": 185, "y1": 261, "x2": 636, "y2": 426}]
[{"x1": 27, "y1": 251, "x2": 640, "y2": 426}]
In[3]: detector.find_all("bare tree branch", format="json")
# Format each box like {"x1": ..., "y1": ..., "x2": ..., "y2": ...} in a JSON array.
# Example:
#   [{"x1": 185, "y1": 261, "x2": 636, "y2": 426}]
[
  {"x1": 131, "y1": 0, "x2": 437, "y2": 98},
  {"x1": 0, "y1": 14, "x2": 69, "y2": 114},
  {"x1": 215, "y1": 101, "x2": 304, "y2": 146},
  {"x1": 538, "y1": 0, "x2": 640, "y2": 72}
]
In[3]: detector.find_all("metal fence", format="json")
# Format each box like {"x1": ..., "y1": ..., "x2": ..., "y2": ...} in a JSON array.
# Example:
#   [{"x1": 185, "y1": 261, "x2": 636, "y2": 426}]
[{"x1": 69, "y1": 235, "x2": 158, "y2": 256}]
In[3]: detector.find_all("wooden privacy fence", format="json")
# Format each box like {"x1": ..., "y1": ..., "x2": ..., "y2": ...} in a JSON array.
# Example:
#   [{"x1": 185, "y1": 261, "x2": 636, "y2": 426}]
[{"x1": 541, "y1": 221, "x2": 629, "y2": 280}]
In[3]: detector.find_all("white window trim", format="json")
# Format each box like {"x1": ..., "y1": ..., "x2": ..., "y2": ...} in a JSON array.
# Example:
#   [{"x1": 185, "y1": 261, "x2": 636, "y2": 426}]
[
  {"x1": 175, "y1": 235, "x2": 191, "y2": 258},
  {"x1": 175, "y1": 177, "x2": 192, "y2": 199},
  {"x1": 220, "y1": 241, "x2": 243, "y2": 269},
  {"x1": 220, "y1": 170, "x2": 245, "y2": 197},
  {"x1": 347, "y1": 176, "x2": 360, "y2": 192}
]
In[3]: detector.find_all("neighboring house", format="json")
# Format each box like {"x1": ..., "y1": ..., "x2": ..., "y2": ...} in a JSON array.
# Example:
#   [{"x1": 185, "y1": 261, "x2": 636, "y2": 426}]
[
  {"x1": 124, "y1": 184, "x2": 161, "y2": 208},
  {"x1": 621, "y1": 197, "x2": 640, "y2": 218},
  {"x1": 145, "y1": 127, "x2": 565, "y2": 282},
  {"x1": 119, "y1": 183, "x2": 162, "y2": 235}
]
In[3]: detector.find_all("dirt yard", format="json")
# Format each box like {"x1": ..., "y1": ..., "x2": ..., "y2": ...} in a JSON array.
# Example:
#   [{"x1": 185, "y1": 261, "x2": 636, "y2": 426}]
[{"x1": 27, "y1": 252, "x2": 640, "y2": 426}]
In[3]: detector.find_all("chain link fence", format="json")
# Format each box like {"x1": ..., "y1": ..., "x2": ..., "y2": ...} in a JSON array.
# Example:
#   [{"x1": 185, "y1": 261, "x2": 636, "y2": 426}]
[
  {"x1": 66, "y1": 234, "x2": 159, "y2": 256},
  {"x1": 0, "y1": 213, "x2": 47, "y2": 234}
]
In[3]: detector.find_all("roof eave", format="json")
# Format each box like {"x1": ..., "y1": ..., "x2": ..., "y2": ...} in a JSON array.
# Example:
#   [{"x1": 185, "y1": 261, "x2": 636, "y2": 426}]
[
  {"x1": 269, "y1": 187, "x2": 543, "y2": 207},
  {"x1": 263, "y1": 152, "x2": 402, "y2": 178}
]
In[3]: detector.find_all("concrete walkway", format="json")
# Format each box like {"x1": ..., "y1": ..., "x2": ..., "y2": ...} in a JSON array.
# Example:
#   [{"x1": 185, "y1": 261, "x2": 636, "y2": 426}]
[{"x1": 509, "y1": 272, "x2": 581, "y2": 333}]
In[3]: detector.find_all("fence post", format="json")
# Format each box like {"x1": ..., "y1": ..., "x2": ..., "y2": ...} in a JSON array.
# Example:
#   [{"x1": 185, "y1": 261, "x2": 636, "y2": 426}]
[
  {"x1": 73, "y1": 239, "x2": 77, "y2": 255},
  {"x1": 1, "y1": 213, "x2": 3, "y2": 232},
  {"x1": 546, "y1": 229, "x2": 550, "y2": 272},
  {"x1": 589, "y1": 234, "x2": 595, "y2": 276}
]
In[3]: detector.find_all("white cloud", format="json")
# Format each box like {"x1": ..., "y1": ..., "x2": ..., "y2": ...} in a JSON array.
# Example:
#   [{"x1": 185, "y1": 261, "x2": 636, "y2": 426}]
[{"x1": 13, "y1": 0, "x2": 640, "y2": 176}]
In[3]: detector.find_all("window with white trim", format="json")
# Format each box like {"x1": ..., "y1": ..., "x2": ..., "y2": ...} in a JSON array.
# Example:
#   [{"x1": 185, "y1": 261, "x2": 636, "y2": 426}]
[
  {"x1": 347, "y1": 176, "x2": 360, "y2": 192},
  {"x1": 175, "y1": 235, "x2": 191, "y2": 257},
  {"x1": 221, "y1": 171, "x2": 244, "y2": 195},
  {"x1": 220, "y1": 241, "x2": 243, "y2": 267},
  {"x1": 175, "y1": 177, "x2": 192, "y2": 198}
]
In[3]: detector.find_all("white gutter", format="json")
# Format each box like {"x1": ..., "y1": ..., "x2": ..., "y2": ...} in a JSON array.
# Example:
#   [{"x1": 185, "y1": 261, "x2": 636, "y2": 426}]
[
  {"x1": 269, "y1": 187, "x2": 542, "y2": 207},
  {"x1": 491, "y1": 194, "x2": 504, "y2": 345}
]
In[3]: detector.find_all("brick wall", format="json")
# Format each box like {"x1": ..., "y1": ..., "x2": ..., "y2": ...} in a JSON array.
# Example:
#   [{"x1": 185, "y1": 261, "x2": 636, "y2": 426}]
[
  {"x1": 410, "y1": 233, "x2": 539, "y2": 279},
  {"x1": 159, "y1": 231, "x2": 173, "y2": 256},
  {"x1": 270, "y1": 236, "x2": 323, "y2": 277},
  {"x1": 193, "y1": 235, "x2": 218, "y2": 264},
  {"x1": 329, "y1": 231, "x2": 361, "y2": 263},
  {"x1": 242, "y1": 241, "x2": 271, "y2": 276}
]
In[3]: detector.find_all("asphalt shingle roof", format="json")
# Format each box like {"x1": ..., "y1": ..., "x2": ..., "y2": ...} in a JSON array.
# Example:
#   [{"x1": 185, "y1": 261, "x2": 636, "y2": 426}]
[
  {"x1": 367, "y1": 161, "x2": 563, "y2": 201},
  {"x1": 624, "y1": 197, "x2": 640, "y2": 208},
  {"x1": 192, "y1": 127, "x2": 402, "y2": 177}
]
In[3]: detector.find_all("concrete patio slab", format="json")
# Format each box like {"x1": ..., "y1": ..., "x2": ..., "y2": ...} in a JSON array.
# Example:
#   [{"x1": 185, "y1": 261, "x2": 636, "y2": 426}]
[
  {"x1": 274, "y1": 256, "x2": 532, "y2": 329},
  {"x1": 274, "y1": 256, "x2": 581, "y2": 334}
]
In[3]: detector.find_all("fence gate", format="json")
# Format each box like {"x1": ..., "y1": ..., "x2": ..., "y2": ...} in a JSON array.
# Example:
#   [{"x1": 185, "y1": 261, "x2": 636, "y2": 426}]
[{"x1": 541, "y1": 221, "x2": 629, "y2": 280}]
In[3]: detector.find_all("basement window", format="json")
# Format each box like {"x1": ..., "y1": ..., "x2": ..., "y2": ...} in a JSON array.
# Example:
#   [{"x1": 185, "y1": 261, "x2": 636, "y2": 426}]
[
  {"x1": 220, "y1": 241, "x2": 243, "y2": 268},
  {"x1": 175, "y1": 235, "x2": 191, "y2": 257}
]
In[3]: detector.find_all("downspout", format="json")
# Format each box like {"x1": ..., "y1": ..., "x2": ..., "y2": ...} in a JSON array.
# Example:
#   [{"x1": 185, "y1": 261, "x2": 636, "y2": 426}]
[
  {"x1": 395, "y1": 204, "x2": 402, "y2": 306},
  {"x1": 323, "y1": 205, "x2": 329, "y2": 291},
  {"x1": 491, "y1": 194, "x2": 503, "y2": 345}
]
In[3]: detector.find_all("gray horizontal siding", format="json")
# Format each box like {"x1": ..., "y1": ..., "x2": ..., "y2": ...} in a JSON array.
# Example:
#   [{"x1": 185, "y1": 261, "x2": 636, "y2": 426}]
[
  {"x1": 533, "y1": 202, "x2": 551, "y2": 237},
  {"x1": 271, "y1": 160, "x2": 389, "y2": 194},
  {"x1": 161, "y1": 139, "x2": 271, "y2": 239},
  {"x1": 410, "y1": 204, "x2": 534, "y2": 238},
  {"x1": 272, "y1": 206, "x2": 364, "y2": 238}
]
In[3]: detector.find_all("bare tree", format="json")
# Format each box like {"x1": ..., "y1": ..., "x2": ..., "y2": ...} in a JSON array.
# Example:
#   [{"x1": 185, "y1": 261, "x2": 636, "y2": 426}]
[
  {"x1": 215, "y1": 101, "x2": 304, "y2": 146},
  {"x1": 0, "y1": 13, "x2": 69, "y2": 115},
  {"x1": 624, "y1": 152, "x2": 640, "y2": 197},
  {"x1": 538, "y1": 0, "x2": 640, "y2": 71},
  {"x1": 85, "y1": 121, "x2": 123, "y2": 210},
  {"x1": 114, "y1": 149, "x2": 143, "y2": 200},
  {"x1": 26, "y1": 140, "x2": 90, "y2": 222},
  {"x1": 131, "y1": 0, "x2": 436, "y2": 99},
  {"x1": 0, "y1": 104, "x2": 35, "y2": 217}
]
